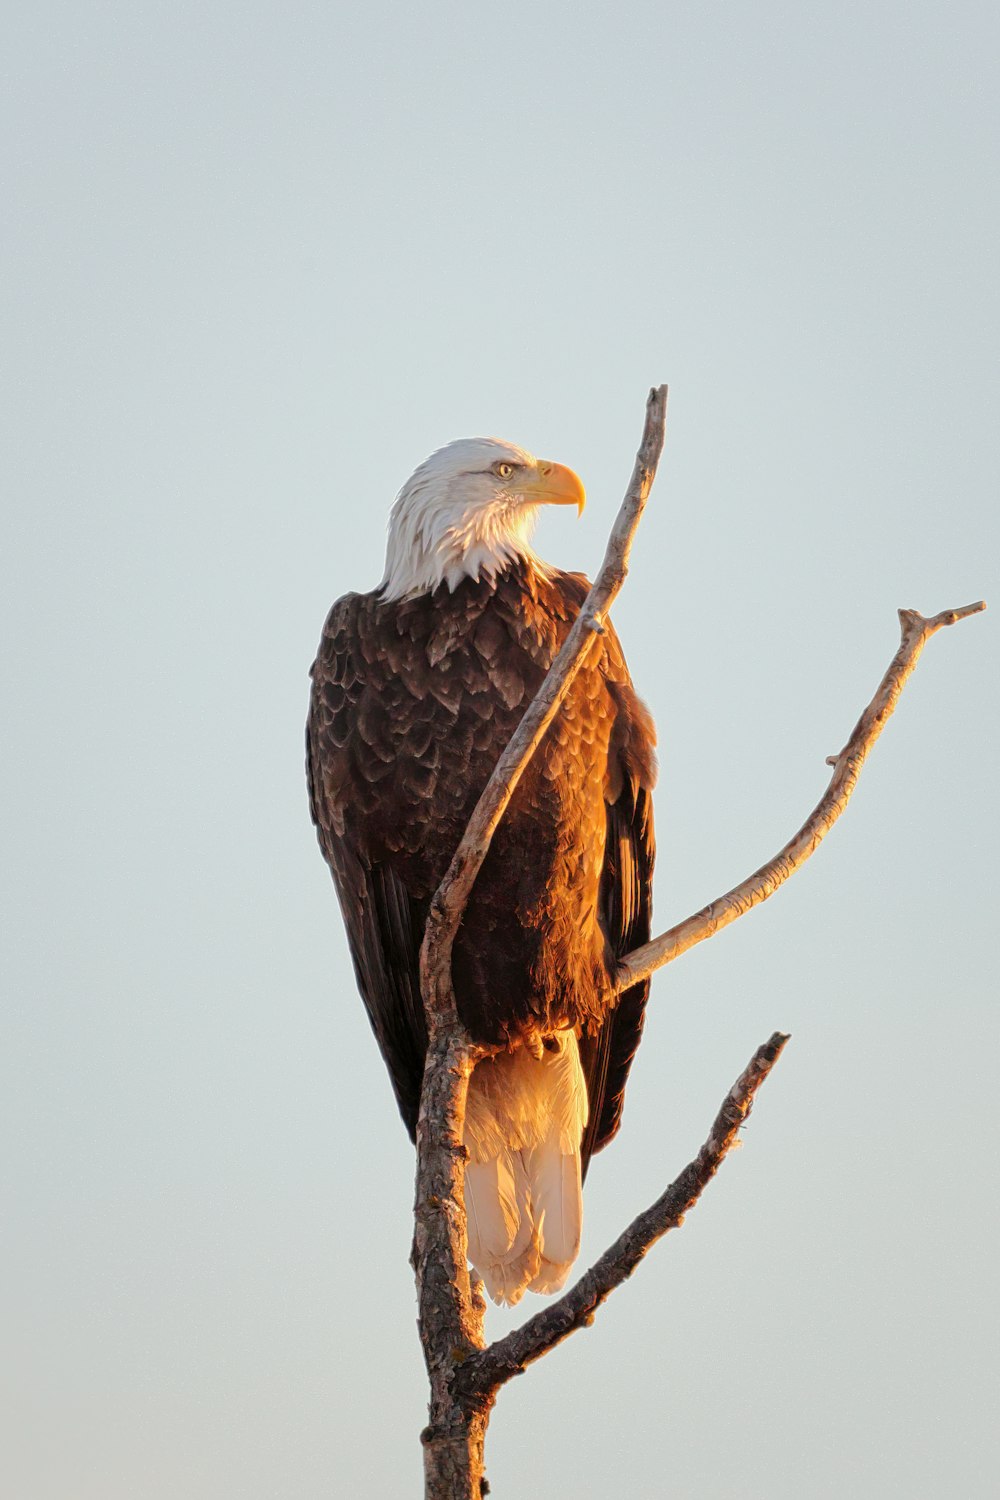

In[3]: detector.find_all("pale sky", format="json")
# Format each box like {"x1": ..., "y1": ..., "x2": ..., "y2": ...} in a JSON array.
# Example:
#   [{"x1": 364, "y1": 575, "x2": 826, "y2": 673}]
[{"x1": 2, "y1": 3, "x2": 998, "y2": 1496}]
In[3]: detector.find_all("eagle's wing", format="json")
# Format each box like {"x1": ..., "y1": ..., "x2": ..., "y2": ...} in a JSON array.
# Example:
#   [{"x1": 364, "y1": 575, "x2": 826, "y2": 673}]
[
  {"x1": 579, "y1": 619, "x2": 657, "y2": 1172},
  {"x1": 306, "y1": 595, "x2": 428, "y2": 1139},
  {"x1": 308, "y1": 582, "x2": 656, "y2": 1161}
]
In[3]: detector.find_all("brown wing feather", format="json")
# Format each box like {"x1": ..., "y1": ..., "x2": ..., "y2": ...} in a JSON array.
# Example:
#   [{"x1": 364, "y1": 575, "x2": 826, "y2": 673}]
[
  {"x1": 307, "y1": 568, "x2": 656, "y2": 1157},
  {"x1": 580, "y1": 623, "x2": 657, "y2": 1172},
  {"x1": 307, "y1": 594, "x2": 429, "y2": 1138}
]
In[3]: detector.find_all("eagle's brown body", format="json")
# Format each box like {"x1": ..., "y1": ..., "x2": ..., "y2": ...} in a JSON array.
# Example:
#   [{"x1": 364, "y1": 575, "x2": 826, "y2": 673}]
[{"x1": 307, "y1": 558, "x2": 656, "y2": 1175}]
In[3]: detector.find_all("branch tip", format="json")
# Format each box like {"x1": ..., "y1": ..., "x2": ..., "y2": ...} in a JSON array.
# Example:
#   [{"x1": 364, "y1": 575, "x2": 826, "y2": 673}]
[{"x1": 932, "y1": 599, "x2": 986, "y2": 628}]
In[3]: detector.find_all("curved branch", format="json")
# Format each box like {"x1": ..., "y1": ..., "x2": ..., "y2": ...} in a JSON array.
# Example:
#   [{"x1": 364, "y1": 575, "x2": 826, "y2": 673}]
[
  {"x1": 616, "y1": 601, "x2": 986, "y2": 993},
  {"x1": 456, "y1": 1031, "x2": 789, "y2": 1397}
]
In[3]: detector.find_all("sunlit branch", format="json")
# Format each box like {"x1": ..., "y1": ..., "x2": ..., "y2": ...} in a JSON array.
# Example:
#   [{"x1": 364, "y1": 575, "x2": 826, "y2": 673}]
[{"x1": 615, "y1": 600, "x2": 986, "y2": 993}]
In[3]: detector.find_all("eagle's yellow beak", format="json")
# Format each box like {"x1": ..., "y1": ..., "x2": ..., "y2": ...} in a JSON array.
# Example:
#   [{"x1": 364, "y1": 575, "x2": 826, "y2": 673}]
[{"x1": 521, "y1": 460, "x2": 586, "y2": 516}]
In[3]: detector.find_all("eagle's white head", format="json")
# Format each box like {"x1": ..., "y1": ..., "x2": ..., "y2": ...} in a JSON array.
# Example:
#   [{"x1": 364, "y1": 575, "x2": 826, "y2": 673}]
[{"x1": 379, "y1": 437, "x2": 585, "y2": 602}]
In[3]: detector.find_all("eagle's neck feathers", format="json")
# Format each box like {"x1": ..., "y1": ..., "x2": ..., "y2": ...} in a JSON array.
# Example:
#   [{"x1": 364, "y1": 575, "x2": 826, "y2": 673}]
[{"x1": 380, "y1": 496, "x2": 548, "y2": 602}]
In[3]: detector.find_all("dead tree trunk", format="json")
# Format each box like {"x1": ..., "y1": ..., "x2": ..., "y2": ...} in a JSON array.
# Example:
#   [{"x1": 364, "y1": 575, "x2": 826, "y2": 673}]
[{"x1": 409, "y1": 385, "x2": 983, "y2": 1498}]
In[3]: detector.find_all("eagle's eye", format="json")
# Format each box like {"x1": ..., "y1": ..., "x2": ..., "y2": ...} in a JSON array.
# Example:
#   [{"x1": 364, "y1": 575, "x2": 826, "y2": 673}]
[{"x1": 493, "y1": 461, "x2": 515, "y2": 480}]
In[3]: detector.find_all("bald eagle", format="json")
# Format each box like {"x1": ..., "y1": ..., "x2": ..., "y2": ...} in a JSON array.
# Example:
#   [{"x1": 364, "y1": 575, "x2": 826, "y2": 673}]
[{"x1": 307, "y1": 439, "x2": 656, "y2": 1305}]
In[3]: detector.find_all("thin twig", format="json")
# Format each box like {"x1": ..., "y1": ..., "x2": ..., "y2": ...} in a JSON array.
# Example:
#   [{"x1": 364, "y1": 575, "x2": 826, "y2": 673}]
[
  {"x1": 455, "y1": 1032, "x2": 789, "y2": 1396},
  {"x1": 616, "y1": 601, "x2": 986, "y2": 993}
]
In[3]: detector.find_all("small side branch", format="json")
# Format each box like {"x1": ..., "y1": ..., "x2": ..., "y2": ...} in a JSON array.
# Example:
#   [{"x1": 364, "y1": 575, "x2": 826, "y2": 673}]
[
  {"x1": 616, "y1": 600, "x2": 986, "y2": 993},
  {"x1": 456, "y1": 1032, "x2": 789, "y2": 1397}
]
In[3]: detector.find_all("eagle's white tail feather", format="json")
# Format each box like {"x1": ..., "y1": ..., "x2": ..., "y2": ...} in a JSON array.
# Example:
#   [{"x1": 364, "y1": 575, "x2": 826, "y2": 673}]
[
  {"x1": 468, "y1": 1171, "x2": 541, "y2": 1307},
  {"x1": 463, "y1": 1029, "x2": 588, "y2": 1306},
  {"x1": 465, "y1": 1153, "x2": 532, "y2": 1267},
  {"x1": 525, "y1": 1137, "x2": 583, "y2": 1293}
]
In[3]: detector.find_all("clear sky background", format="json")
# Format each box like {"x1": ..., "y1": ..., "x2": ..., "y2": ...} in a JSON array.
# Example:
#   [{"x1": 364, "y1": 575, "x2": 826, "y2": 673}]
[{"x1": 2, "y1": 3, "x2": 997, "y2": 1496}]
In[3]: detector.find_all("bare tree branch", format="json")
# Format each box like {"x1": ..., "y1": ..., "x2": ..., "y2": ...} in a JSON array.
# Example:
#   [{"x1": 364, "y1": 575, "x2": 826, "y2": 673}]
[
  {"x1": 616, "y1": 600, "x2": 987, "y2": 993},
  {"x1": 455, "y1": 1031, "x2": 789, "y2": 1398},
  {"x1": 414, "y1": 387, "x2": 670, "y2": 1500},
  {"x1": 408, "y1": 376, "x2": 985, "y2": 1499}
]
